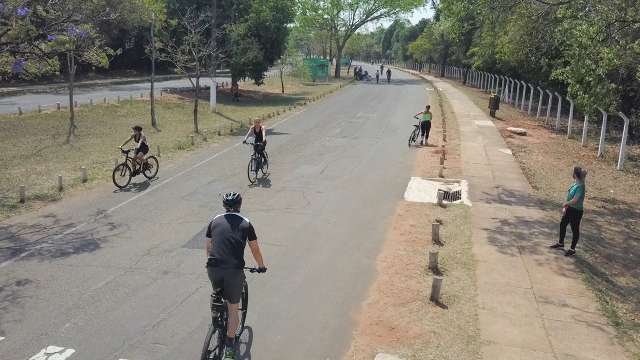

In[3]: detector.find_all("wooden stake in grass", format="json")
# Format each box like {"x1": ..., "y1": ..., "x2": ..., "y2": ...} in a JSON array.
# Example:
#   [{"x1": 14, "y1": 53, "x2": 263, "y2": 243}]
[
  {"x1": 103, "y1": 97, "x2": 107, "y2": 104},
  {"x1": 190, "y1": 134, "x2": 195, "y2": 146},
  {"x1": 157, "y1": 145, "x2": 161, "y2": 157},
  {"x1": 38, "y1": 105, "x2": 42, "y2": 113},
  {"x1": 57, "y1": 175, "x2": 63, "y2": 192},
  {"x1": 117, "y1": 96, "x2": 120, "y2": 104},
  {"x1": 89, "y1": 98, "x2": 93, "y2": 106},
  {"x1": 440, "y1": 154, "x2": 445, "y2": 166},
  {"x1": 432, "y1": 222, "x2": 441, "y2": 244},
  {"x1": 18, "y1": 107, "x2": 23, "y2": 115},
  {"x1": 438, "y1": 166, "x2": 444, "y2": 178},
  {"x1": 19, "y1": 185, "x2": 26, "y2": 203},
  {"x1": 74, "y1": 100, "x2": 78, "y2": 108},
  {"x1": 57, "y1": 102, "x2": 61, "y2": 111},
  {"x1": 437, "y1": 190, "x2": 445, "y2": 207},
  {"x1": 430, "y1": 275, "x2": 444, "y2": 303},
  {"x1": 429, "y1": 249, "x2": 439, "y2": 272},
  {"x1": 80, "y1": 166, "x2": 87, "y2": 183}
]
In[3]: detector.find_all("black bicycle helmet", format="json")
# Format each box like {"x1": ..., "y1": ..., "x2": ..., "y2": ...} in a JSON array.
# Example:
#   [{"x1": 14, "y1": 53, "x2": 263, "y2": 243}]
[{"x1": 222, "y1": 192, "x2": 242, "y2": 211}]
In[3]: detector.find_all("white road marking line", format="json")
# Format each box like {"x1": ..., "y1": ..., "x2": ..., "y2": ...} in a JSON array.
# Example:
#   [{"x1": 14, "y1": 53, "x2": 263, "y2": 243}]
[
  {"x1": 474, "y1": 120, "x2": 495, "y2": 127},
  {"x1": 1, "y1": 93, "x2": 315, "y2": 269},
  {"x1": 28, "y1": 345, "x2": 76, "y2": 360}
]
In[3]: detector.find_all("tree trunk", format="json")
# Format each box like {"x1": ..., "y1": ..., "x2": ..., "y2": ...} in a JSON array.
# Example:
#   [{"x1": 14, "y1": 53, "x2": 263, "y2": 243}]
[
  {"x1": 66, "y1": 52, "x2": 77, "y2": 143},
  {"x1": 193, "y1": 75, "x2": 200, "y2": 134},
  {"x1": 329, "y1": 37, "x2": 333, "y2": 63},
  {"x1": 334, "y1": 47, "x2": 343, "y2": 78},
  {"x1": 280, "y1": 67, "x2": 284, "y2": 94},
  {"x1": 150, "y1": 12, "x2": 158, "y2": 129}
]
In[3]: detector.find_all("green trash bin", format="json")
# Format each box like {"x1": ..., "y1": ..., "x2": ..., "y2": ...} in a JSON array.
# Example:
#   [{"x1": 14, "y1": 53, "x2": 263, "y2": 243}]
[{"x1": 303, "y1": 58, "x2": 330, "y2": 82}]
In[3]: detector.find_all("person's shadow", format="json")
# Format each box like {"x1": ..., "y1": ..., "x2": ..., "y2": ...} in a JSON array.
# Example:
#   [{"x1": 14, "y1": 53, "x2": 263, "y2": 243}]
[{"x1": 236, "y1": 326, "x2": 254, "y2": 359}]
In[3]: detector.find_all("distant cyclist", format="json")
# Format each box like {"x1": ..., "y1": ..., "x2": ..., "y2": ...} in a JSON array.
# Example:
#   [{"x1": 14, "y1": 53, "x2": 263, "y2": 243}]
[
  {"x1": 386, "y1": 68, "x2": 392, "y2": 83},
  {"x1": 380, "y1": 64, "x2": 384, "y2": 74},
  {"x1": 120, "y1": 125, "x2": 149, "y2": 174},
  {"x1": 206, "y1": 192, "x2": 266, "y2": 359},
  {"x1": 243, "y1": 118, "x2": 267, "y2": 162},
  {"x1": 413, "y1": 105, "x2": 433, "y2": 146}
]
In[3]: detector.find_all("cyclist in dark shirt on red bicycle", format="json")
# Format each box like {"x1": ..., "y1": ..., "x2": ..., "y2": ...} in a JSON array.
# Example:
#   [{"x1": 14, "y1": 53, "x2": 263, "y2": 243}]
[{"x1": 206, "y1": 192, "x2": 266, "y2": 359}]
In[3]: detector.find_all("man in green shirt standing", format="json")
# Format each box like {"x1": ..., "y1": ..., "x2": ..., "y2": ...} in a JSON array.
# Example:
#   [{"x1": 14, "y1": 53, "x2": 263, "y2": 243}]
[{"x1": 414, "y1": 105, "x2": 433, "y2": 146}]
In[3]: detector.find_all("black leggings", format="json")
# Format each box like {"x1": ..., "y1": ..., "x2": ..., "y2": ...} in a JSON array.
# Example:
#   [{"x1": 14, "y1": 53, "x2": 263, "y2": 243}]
[
  {"x1": 559, "y1": 207, "x2": 584, "y2": 250},
  {"x1": 420, "y1": 121, "x2": 431, "y2": 141}
]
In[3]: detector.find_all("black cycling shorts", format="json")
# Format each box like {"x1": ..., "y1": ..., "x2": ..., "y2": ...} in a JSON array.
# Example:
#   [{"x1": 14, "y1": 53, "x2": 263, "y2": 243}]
[
  {"x1": 207, "y1": 266, "x2": 245, "y2": 304},
  {"x1": 135, "y1": 143, "x2": 149, "y2": 156}
]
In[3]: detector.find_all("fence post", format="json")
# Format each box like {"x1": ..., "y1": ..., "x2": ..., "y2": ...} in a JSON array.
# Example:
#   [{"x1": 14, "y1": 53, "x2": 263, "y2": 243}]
[
  {"x1": 430, "y1": 276, "x2": 443, "y2": 303},
  {"x1": 554, "y1": 92, "x2": 563, "y2": 130},
  {"x1": 616, "y1": 112, "x2": 630, "y2": 170},
  {"x1": 580, "y1": 114, "x2": 589, "y2": 146},
  {"x1": 429, "y1": 250, "x2": 439, "y2": 271},
  {"x1": 527, "y1": 84, "x2": 534, "y2": 115},
  {"x1": 597, "y1": 108, "x2": 608, "y2": 158},
  {"x1": 567, "y1": 98, "x2": 574, "y2": 138},
  {"x1": 536, "y1": 87, "x2": 544, "y2": 119},
  {"x1": 57, "y1": 175, "x2": 63, "y2": 192},
  {"x1": 520, "y1": 81, "x2": 527, "y2": 111},
  {"x1": 545, "y1": 90, "x2": 553, "y2": 122},
  {"x1": 80, "y1": 166, "x2": 87, "y2": 183},
  {"x1": 19, "y1": 185, "x2": 26, "y2": 203}
]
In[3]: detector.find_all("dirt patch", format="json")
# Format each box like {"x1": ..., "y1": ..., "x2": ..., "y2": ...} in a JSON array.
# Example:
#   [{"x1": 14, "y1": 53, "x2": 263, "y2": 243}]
[
  {"x1": 345, "y1": 75, "x2": 480, "y2": 360},
  {"x1": 452, "y1": 81, "x2": 640, "y2": 357}
]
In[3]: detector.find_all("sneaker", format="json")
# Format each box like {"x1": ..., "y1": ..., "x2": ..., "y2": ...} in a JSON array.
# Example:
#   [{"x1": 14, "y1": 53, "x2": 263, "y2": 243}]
[
  {"x1": 223, "y1": 348, "x2": 236, "y2": 359},
  {"x1": 565, "y1": 249, "x2": 576, "y2": 256},
  {"x1": 549, "y1": 243, "x2": 564, "y2": 249}
]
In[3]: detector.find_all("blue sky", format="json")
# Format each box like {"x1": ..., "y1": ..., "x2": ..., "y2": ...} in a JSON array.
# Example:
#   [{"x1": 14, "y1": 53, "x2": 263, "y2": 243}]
[{"x1": 363, "y1": 5, "x2": 433, "y2": 31}]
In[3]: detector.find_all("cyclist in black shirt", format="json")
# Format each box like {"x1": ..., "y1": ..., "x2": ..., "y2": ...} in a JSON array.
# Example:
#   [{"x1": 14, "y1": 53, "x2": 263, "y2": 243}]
[
  {"x1": 206, "y1": 192, "x2": 266, "y2": 359},
  {"x1": 243, "y1": 118, "x2": 267, "y2": 162}
]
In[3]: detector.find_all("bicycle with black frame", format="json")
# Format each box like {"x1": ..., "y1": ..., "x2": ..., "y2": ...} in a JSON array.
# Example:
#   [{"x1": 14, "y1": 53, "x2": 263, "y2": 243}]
[
  {"x1": 243, "y1": 140, "x2": 269, "y2": 184},
  {"x1": 200, "y1": 267, "x2": 264, "y2": 360},
  {"x1": 112, "y1": 148, "x2": 159, "y2": 188}
]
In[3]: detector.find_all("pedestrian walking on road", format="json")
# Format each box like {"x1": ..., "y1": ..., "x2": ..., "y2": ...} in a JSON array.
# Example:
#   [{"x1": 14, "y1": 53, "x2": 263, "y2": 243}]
[
  {"x1": 550, "y1": 166, "x2": 587, "y2": 256},
  {"x1": 375, "y1": 70, "x2": 380, "y2": 84},
  {"x1": 386, "y1": 68, "x2": 392, "y2": 83}
]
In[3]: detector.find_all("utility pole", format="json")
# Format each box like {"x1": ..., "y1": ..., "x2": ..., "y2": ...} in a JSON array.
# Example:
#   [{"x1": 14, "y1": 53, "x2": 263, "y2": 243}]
[
  {"x1": 209, "y1": 0, "x2": 217, "y2": 113},
  {"x1": 150, "y1": 11, "x2": 158, "y2": 128}
]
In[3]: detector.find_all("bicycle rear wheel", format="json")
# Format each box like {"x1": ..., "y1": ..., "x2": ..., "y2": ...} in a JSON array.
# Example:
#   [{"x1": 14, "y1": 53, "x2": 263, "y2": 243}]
[
  {"x1": 247, "y1": 157, "x2": 258, "y2": 184},
  {"x1": 408, "y1": 128, "x2": 418, "y2": 147},
  {"x1": 260, "y1": 153, "x2": 269, "y2": 176},
  {"x1": 112, "y1": 164, "x2": 132, "y2": 188},
  {"x1": 201, "y1": 322, "x2": 224, "y2": 360},
  {"x1": 142, "y1": 156, "x2": 159, "y2": 179}
]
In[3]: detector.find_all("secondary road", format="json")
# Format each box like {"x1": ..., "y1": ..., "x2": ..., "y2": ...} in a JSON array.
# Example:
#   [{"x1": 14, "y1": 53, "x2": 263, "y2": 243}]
[
  {"x1": 0, "y1": 69, "x2": 282, "y2": 115},
  {"x1": 0, "y1": 65, "x2": 425, "y2": 359}
]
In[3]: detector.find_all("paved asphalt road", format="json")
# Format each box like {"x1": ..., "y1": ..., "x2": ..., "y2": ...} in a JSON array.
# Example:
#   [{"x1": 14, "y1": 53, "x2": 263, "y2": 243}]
[{"x1": 0, "y1": 65, "x2": 425, "y2": 359}]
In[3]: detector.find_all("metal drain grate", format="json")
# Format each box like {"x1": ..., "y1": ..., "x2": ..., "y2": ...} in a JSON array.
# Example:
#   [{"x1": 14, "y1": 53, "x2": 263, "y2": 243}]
[{"x1": 442, "y1": 189, "x2": 462, "y2": 202}]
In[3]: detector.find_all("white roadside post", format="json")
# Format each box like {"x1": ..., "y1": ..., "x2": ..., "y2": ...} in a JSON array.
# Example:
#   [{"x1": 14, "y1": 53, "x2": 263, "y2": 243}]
[
  {"x1": 554, "y1": 92, "x2": 562, "y2": 131},
  {"x1": 597, "y1": 108, "x2": 608, "y2": 158},
  {"x1": 520, "y1": 81, "x2": 527, "y2": 111},
  {"x1": 515, "y1": 80, "x2": 520, "y2": 108},
  {"x1": 581, "y1": 115, "x2": 589, "y2": 146},
  {"x1": 209, "y1": 78, "x2": 217, "y2": 113},
  {"x1": 567, "y1": 97, "x2": 574, "y2": 138},
  {"x1": 617, "y1": 112, "x2": 630, "y2": 170},
  {"x1": 501, "y1": 76, "x2": 507, "y2": 100},
  {"x1": 536, "y1": 87, "x2": 544, "y2": 119},
  {"x1": 528, "y1": 84, "x2": 534, "y2": 115},
  {"x1": 509, "y1": 78, "x2": 515, "y2": 104},
  {"x1": 545, "y1": 90, "x2": 553, "y2": 122}
]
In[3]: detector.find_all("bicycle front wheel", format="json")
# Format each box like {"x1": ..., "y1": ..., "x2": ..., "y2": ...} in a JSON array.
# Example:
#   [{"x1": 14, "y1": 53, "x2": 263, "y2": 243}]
[
  {"x1": 112, "y1": 164, "x2": 132, "y2": 189},
  {"x1": 201, "y1": 323, "x2": 223, "y2": 360},
  {"x1": 247, "y1": 158, "x2": 258, "y2": 184},
  {"x1": 142, "y1": 156, "x2": 159, "y2": 179},
  {"x1": 237, "y1": 280, "x2": 249, "y2": 338}
]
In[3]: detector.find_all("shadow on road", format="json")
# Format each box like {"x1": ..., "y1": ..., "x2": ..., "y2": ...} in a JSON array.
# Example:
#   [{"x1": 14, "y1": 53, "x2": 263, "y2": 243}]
[
  {"x1": 249, "y1": 176, "x2": 272, "y2": 189},
  {"x1": 113, "y1": 177, "x2": 159, "y2": 194}
]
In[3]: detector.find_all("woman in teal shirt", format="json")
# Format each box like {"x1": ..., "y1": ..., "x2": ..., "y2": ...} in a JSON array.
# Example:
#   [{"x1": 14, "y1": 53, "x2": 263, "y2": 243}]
[{"x1": 550, "y1": 166, "x2": 587, "y2": 256}]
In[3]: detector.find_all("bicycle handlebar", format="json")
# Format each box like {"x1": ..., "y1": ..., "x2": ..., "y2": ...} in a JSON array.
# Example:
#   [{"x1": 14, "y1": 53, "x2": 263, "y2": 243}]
[{"x1": 244, "y1": 267, "x2": 267, "y2": 273}]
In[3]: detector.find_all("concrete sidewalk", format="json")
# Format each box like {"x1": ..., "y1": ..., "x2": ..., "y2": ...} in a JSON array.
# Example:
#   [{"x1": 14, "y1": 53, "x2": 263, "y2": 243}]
[{"x1": 415, "y1": 72, "x2": 629, "y2": 359}]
